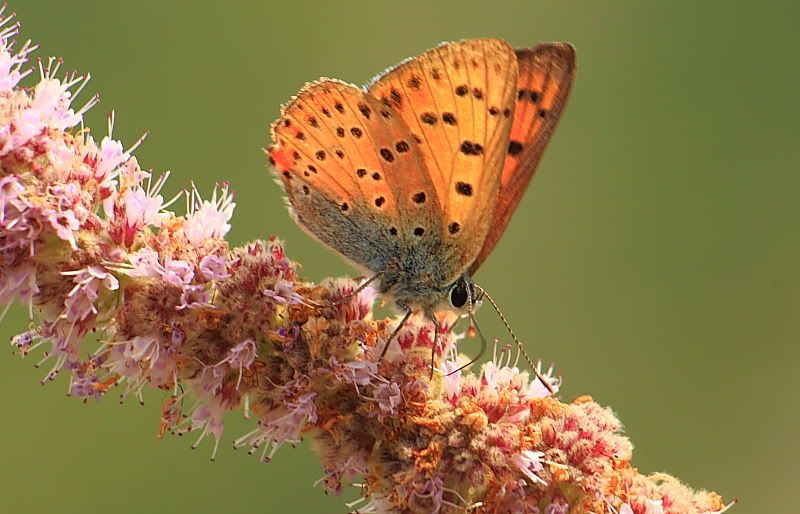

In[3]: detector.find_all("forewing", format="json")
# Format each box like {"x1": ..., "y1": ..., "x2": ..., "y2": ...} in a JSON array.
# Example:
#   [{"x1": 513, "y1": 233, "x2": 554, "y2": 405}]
[
  {"x1": 269, "y1": 80, "x2": 441, "y2": 273},
  {"x1": 368, "y1": 38, "x2": 518, "y2": 280},
  {"x1": 468, "y1": 43, "x2": 576, "y2": 275}
]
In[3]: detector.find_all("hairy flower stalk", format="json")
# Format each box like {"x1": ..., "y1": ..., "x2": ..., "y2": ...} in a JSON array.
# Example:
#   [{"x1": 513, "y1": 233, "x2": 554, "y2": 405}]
[{"x1": 0, "y1": 9, "x2": 733, "y2": 514}]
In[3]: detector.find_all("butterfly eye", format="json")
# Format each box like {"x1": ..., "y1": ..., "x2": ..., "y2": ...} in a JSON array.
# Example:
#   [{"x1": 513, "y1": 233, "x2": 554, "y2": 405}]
[{"x1": 449, "y1": 279, "x2": 469, "y2": 309}]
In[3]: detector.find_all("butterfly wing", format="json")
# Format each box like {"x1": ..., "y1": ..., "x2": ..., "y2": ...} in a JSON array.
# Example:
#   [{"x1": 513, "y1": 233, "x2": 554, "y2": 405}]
[
  {"x1": 468, "y1": 43, "x2": 576, "y2": 275},
  {"x1": 367, "y1": 38, "x2": 519, "y2": 282},
  {"x1": 269, "y1": 80, "x2": 442, "y2": 274}
]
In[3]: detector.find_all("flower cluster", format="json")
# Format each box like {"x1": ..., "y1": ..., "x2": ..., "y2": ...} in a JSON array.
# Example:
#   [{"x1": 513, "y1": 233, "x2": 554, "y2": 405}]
[{"x1": 0, "y1": 8, "x2": 732, "y2": 514}]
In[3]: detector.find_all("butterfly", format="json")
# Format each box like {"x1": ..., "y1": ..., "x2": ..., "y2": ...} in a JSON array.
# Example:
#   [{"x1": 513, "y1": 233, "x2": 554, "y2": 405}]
[{"x1": 268, "y1": 38, "x2": 575, "y2": 380}]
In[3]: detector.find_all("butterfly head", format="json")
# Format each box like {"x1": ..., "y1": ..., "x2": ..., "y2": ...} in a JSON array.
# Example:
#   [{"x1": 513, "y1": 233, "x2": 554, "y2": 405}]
[
  {"x1": 384, "y1": 268, "x2": 482, "y2": 317},
  {"x1": 447, "y1": 275, "x2": 480, "y2": 313}
]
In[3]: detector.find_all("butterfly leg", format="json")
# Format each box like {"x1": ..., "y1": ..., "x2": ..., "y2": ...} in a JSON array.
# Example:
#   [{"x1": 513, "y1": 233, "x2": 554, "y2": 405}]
[
  {"x1": 377, "y1": 305, "x2": 411, "y2": 363},
  {"x1": 337, "y1": 272, "x2": 382, "y2": 304},
  {"x1": 425, "y1": 310, "x2": 441, "y2": 380},
  {"x1": 308, "y1": 272, "x2": 383, "y2": 309}
]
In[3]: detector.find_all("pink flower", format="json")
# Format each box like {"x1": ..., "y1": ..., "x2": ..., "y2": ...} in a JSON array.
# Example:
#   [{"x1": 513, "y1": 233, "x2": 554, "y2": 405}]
[
  {"x1": 31, "y1": 78, "x2": 78, "y2": 129},
  {"x1": 226, "y1": 339, "x2": 258, "y2": 369},
  {"x1": 100, "y1": 335, "x2": 161, "y2": 401},
  {"x1": 1, "y1": 78, "x2": 70, "y2": 155},
  {"x1": 170, "y1": 324, "x2": 185, "y2": 346},
  {"x1": 481, "y1": 360, "x2": 516, "y2": 392},
  {"x1": 120, "y1": 252, "x2": 212, "y2": 310},
  {"x1": 323, "y1": 278, "x2": 377, "y2": 321},
  {"x1": 31, "y1": 320, "x2": 83, "y2": 382},
  {"x1": 177, "y1": 284, "x2": 211, "y2": 310},
  {"x1": 198, "y1": 254, "x2": 229, "y2": 281},
  {"x1": 67, "y1": 370, "x2": 103, "y2": 400},
  {"x1": 220, "y1": 338, "x2": 258, "y2": 388},
  {"x1": 191, "y1": 364, "x2": 227, "y2": 398},
  {"x1": 233, "y1": 392, "x2": 317, "y2": 462},
  {"x1": 62, "y1": 265, "x2": 119, "y2": 323},
  {"x1": 402, "y1": 475, "x2": 444, "y2": 513},
  {"x1": 95, "y1": 135, "x2": 128, "y2": 180},
  {"x1": 37, "y1": 68, "x2": 96, "y2": 130},
  {"x1": 620, "y1": 500, "x2": 664, "y2": 514},
  {"x1": 647, "y1": 500, "x2": 665, "y2": 514},
  {"x1": 183, "y1": 184, "x2": 235, "y2": 246},
  {"x1": 124, "y1": 248, "x2": 162, "y2": 278},
  {"x1": 343, "y1": 358, "x2": 378, "y2": 387},
  {"x1": 316, "y1": 454, "x2": 366, "y2": 496},
  {"x1": 544, "y1": 499, "x2": 569, "y2": 514},
  {"x1": 115, "y1": 156, "x2": 150, "y2": 190},
  {"x1": 0, "y1": 11, "x2": 33, "y2": 92},
  {"x1": 119, "y1": 187, "x2": 163, "y2": 246},
  {"x1": 121, "y1": 335, "x2": 160, "y2": 366},
  {"x1": 44, "y1": 208, "x2": 80, "y2": 249},
  {"x1": 263, "y1": 278, "x2": 304, "y2": 304},
  {"x1": 10, "y1": 329, "x2": 37, "y2": 355},
  {"x1": 0, "y1": 262, "x2": 37, "y2": 304},
  {"x1": 0, "y1": 46, "x2": 97, "y2": 154},
  {"x1": 185, "y1": 399, "x2": 227, "y2": 461},
  {"x1": 524, "y1": 361, "x2": 560, "y2": 399},
  {"x1": 48, "y1": 136, "x2": 83, "y2": 179},
  {"x1": 0, "y1": 175, "x2": 25, "y2": 223},
  {"x1": 441, "y1": 359, "x2": 463, "y2": 401},
  {"x1": 143, "y1": 346, "x2": 178, "y2": 390},
  {"x1": 374, "y1": 382, "x2": 402, "y2": 416},
  {"x1": 512, "y1": 450, "x2": 547, "y2": 486},
  {"x1": 161, "y1": 259, "x2": 194, "y2": 286},
  {"x1": 48, "y1": 183, "x2": 83, "y2": 210}
]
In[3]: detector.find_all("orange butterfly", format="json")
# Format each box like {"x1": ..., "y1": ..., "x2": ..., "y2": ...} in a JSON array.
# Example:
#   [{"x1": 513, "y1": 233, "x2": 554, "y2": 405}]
[{"x1": 268, "y1": 39, "x2": 575, "y2": 381}]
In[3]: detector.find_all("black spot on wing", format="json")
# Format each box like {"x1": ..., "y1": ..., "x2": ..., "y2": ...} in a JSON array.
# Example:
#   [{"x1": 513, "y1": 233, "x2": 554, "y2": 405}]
[
  {"x1": 459, "y1": 141, "x2": 483, "y2": 156},
  {"x1": 421, "y1": 112, "x2": 437, "y2": 125},
  {"x1": 379, "y1": 148, "x2": 395, "y2": 162},
  {"x1": 455, "y1": 182, "x2": 473, "y2": 196},
  {"x1": 508, "y1": 141, "x2": 523, "y2": 156}
]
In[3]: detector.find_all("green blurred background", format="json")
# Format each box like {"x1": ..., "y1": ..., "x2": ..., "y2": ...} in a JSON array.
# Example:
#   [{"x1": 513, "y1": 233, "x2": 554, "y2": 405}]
[{"x1": 2, "y1": 1, "x2": 797, "y2": 513}]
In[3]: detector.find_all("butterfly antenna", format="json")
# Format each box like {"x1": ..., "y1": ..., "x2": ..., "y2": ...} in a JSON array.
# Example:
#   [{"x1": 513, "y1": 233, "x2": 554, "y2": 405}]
[{"x1": 472, "y1": 285, "x2": 555, "y2": 395}]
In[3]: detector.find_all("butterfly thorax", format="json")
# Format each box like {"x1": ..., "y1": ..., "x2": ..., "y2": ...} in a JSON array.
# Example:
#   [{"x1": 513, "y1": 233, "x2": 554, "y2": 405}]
[{"x1": 377, "y1": 255, "x2": 479, "y2": 317}]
